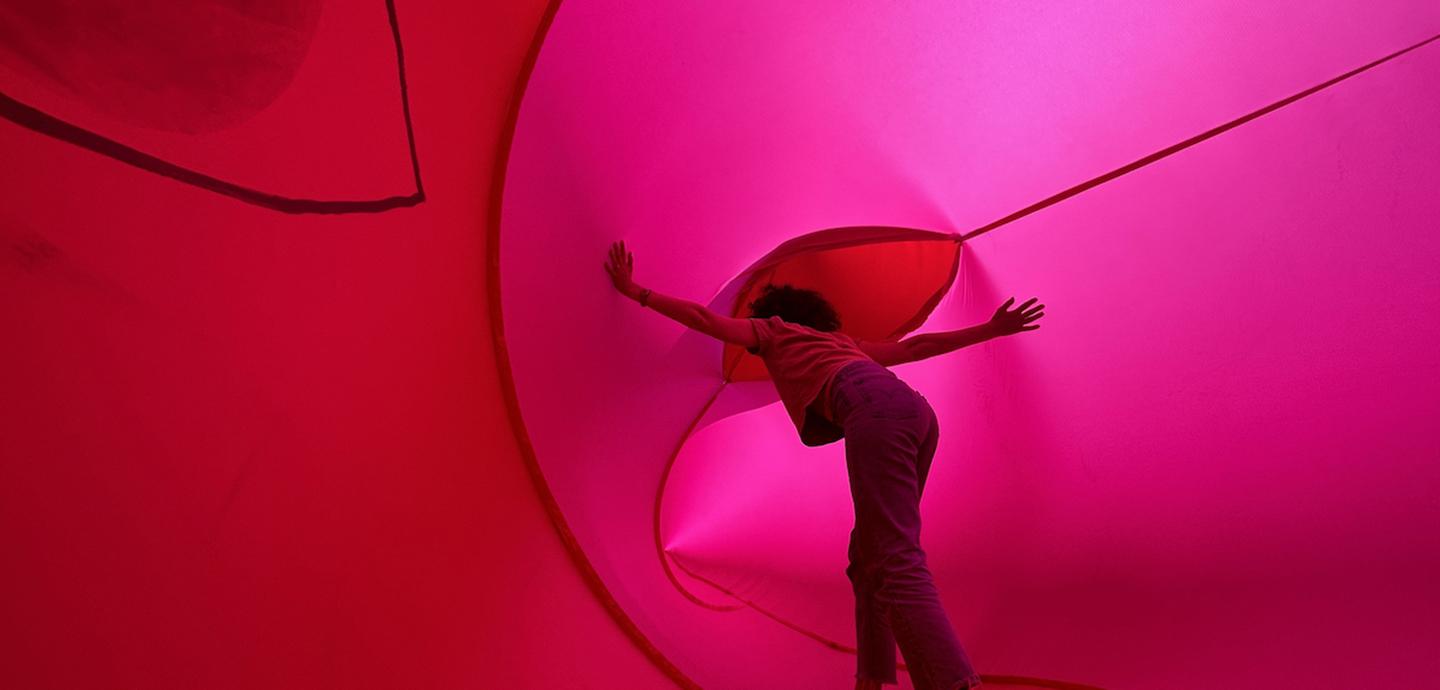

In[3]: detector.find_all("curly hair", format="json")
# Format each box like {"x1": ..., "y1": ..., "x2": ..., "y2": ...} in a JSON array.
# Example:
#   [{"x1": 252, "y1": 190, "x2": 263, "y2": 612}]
[{"x1": 745, "y1": 283, "x2": 842, "y2": 332}]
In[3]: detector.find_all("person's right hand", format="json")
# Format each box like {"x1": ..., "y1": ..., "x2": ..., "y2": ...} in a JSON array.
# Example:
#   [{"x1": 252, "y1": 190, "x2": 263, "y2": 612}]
[
  {"x1": 989, "y1": 296, "x2": 1044, "y2": 335},
  {"x1": 604, "y1": 240, "x2": 640, "y2": 299}
]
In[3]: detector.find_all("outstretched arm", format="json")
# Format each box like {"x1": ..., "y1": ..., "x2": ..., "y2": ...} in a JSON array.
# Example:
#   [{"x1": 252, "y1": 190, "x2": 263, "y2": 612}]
[
  {"x1": 897, "y1": 296, "x2": 1044, "y2": 362},
  {"x1": 603, "y1": 240, "x2": 759, "y2": 348}
]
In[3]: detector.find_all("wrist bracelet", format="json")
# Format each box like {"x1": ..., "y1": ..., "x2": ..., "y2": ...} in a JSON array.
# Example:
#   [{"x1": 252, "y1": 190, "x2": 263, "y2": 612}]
[{"x1": 638, "y1": 288, "x2": 653, "y2": 307}]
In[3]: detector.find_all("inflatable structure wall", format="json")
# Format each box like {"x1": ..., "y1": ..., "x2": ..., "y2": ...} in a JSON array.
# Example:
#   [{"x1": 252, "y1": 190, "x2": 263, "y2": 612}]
[{"x1": 5, "y1": 2, "x2": 1439, "y2": 688}]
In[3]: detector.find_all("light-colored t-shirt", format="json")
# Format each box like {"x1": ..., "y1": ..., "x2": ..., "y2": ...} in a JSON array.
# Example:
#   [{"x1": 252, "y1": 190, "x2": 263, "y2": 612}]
[{"x1": 747, "y1": 315, "x2": 874, "y2": 446}]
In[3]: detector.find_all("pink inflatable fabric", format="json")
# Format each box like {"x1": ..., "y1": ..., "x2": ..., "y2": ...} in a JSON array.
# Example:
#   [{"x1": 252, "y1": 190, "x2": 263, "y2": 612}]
[{"x1": 499, "y1": 2, "x2": 1440, "y2": 688}]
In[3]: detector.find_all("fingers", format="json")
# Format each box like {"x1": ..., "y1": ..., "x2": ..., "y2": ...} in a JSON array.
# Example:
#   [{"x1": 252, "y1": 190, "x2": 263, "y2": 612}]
[
  {"x1": 608, "y1": 241, "x2": 634, "y2": 268},
  {"x1": 605, "y1": 241, "x2": 623, "y2": 276},
  {"x1": 992, "y1": 294, "x2": 1045, "y2": 332},
  {"x1": 605, "y1": 241, "x2": 633, "y2": 271}
]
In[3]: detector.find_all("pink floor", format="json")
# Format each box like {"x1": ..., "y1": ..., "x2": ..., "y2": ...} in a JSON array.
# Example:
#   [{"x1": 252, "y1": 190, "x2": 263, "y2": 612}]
[{"x1": 4, "y1": 2, "x2": 1439, "y2": 688}]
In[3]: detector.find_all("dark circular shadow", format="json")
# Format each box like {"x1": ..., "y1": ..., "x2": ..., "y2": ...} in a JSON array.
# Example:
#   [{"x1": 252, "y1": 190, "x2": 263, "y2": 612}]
[{"x1": 0, "y1": 0, "x2": 322, "y2": 134}]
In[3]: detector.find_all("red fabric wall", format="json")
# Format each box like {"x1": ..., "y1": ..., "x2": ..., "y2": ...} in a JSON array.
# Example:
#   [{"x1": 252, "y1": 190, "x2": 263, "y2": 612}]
[{"x1": 1, "y1": 3, "x2": 672, "y2": 688}]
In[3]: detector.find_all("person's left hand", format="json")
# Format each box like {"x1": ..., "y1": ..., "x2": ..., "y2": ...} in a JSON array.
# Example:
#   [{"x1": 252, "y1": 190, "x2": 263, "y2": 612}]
[
  {"x1": 604, "y1": 240, "x2": 639, "y2": 298},
  {"x1": 989, "y1": 296, "x2": 1044, "y2": 335}
]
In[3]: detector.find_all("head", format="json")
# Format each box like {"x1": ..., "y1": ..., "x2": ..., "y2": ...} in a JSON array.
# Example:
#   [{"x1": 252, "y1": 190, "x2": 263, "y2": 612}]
[{"x1": 745, "y1": 283, "x2": 842, "y2": 332}]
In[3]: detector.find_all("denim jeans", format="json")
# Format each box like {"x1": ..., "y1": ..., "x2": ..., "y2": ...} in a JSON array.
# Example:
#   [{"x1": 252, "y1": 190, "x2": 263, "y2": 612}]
[{"x1": 828, "y1": 360, "x2": 981, "y2": 690}]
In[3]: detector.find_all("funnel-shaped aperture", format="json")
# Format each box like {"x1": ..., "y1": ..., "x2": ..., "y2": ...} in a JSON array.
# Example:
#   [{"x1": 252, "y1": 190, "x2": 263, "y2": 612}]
[{"x1": 721, "y1": 228, "x2": 962, "y2": 382}]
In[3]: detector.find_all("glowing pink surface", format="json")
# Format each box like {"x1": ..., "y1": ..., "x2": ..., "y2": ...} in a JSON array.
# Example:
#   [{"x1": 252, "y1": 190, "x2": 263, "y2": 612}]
[{"x1": 502, "y1": 2, "x2": 1440, "y2": 688}]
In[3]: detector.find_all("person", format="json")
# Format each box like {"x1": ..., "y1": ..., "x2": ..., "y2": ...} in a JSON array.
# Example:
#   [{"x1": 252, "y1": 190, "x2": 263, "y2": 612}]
[{"x1": 603, "y1": 240, "x2": 1043, "y2": 690}]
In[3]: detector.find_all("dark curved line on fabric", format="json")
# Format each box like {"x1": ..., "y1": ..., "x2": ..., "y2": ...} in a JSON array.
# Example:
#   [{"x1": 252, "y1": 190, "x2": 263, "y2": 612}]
[
  {"x1": 660, "y1": 236, "x2": 1103, "y2": 688},
  {"x1": 669, "y1": 551, "x2": 861, "y2": 654},
  {"x1": 384, "y1": 0, "x2": 425, "y2": 201},
  {"x1": 668, "y1": 553, "x2": 1107, "y2": 690},
  {"x1": 653, "y1": 233, "x2": 1109, "y2": 688},
  {"x1": 484, "y1": 1, "x2": 705, "y2": 688},
  {"x1": 0, "y1": 0, "x2": 426, "y2": 215},
  {"x1": 653, "y1": 380, "x2": 746, "y2": 612},
  {"x1": 670, "y1": 233, "x2": 957, "y2": 604},
  {"x1": 960, "y1": 30, "x2": 1440, "y2": 243},
  {"x1": 481, "y1": 18, "x2": 1440, "y2": 690},
  {"x1": 643, "y1": 29, "x2": 1440, "y2": 677}
]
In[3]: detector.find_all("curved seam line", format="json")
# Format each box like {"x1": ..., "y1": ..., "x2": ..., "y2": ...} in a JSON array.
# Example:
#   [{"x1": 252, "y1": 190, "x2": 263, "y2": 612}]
[
  {"x1": 0, "y1": 0, "x2": 426, "y2": 215},
  {"x1": 485, "y1": 0, "x2": 702, "y2": 687},
  {"x1": 480, "y1": 20, "x2": 1440, "y2": 690},
  {"x1": 666, "y1": 235, "x2": 1101, "y2": 687},
  {"x1": 667, "y1": 552, "x2": 1107, "y2": 690},
  {"x1": 653, "y1": 381, "x2": 746, "y2": 611},
  {"x1": 386, "y1": 0, "x2": 425, "y2": 200}
]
